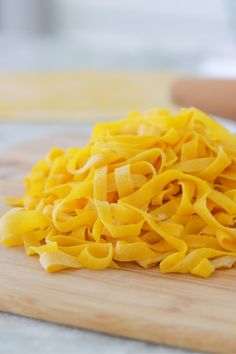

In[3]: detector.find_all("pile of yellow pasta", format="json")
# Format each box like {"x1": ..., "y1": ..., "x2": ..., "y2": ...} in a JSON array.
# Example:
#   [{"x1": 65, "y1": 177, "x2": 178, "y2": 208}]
[{"x1": 1, "y1": 108, "x2": 236, "y2": 277}]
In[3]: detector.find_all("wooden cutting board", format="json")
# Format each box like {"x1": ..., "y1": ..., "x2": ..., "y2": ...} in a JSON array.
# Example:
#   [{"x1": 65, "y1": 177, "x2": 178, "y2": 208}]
[
  {"x1": 0, "y1": 132, "x2": 236, "y2": 354},
  {"x1": 0, "y1": 71, "x2": 175, "y2": 122}
]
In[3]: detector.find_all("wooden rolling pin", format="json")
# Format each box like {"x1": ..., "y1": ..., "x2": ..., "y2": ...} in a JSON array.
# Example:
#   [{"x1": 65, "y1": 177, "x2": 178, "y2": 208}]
[{"x1": 171, "y1": 78, "x2": 236, "y2": 120}]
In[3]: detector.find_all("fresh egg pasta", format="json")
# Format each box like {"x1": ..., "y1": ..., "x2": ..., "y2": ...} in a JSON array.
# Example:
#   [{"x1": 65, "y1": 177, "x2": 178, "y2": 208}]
[{"x1": 1, "y1": 108, "x2": 236, "y2": 277}]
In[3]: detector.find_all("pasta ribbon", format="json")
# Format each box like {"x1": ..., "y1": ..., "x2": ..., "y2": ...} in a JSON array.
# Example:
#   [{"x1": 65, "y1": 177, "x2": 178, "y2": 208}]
[{"x1": 1, "y1": 107, "x2": 236, "y2": 277}]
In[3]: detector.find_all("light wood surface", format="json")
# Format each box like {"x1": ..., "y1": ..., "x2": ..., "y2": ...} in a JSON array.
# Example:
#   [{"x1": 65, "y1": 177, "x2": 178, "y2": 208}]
[
  {"x1": 171, "y1": 78, "x2": 236, "y2": 121},
  {"x1": 0, "y1": 71, "x2": 175, "y2": 122},
  {"x1": 1, "y1": 133, "x2": 236, "y2": 353}
]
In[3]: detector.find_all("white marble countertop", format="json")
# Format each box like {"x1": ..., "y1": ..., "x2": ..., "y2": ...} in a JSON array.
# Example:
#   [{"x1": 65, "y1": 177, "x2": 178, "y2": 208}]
[
  {"x1": 0, "y1": 312, "x2": 196, "y2": 354},
  {"x1": 2, "y1": 121, "x2": 228, "y2": 354}
]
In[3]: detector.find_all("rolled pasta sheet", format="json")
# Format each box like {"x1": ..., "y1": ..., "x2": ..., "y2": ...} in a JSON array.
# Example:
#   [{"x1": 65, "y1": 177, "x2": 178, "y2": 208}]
[{"x1": 1, "y1": 107, "x2": 236, "y2": 277}]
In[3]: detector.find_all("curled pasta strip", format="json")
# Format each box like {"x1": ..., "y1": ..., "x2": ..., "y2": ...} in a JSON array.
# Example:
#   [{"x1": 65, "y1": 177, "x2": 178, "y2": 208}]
[{"x1": 1, "y1": 107, "x2": 236, "y2": 277}]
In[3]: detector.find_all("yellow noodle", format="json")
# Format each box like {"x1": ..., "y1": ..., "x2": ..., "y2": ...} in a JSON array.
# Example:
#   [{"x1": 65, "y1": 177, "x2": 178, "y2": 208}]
[{"x1": 1, "y1": 107, "x2": 236, "y2": 277}]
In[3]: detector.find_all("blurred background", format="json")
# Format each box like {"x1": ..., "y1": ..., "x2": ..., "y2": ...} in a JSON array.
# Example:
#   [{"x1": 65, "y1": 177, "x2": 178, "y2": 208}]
[
  {"x1": 0, "y1": 0, "x2": 236, "y2": 128},
  {"x1": 1, "y1": 0, "x2": 236, "y2": 73}
]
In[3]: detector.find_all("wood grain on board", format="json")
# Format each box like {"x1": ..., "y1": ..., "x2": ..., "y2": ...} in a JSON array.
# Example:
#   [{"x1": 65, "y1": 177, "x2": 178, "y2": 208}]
[{"x1": 0, "y1": 133, "x2": 236, "y2": 353}]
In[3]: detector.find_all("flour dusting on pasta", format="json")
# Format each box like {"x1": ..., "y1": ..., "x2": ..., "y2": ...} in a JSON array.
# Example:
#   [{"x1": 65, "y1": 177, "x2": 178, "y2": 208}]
[{"x1": 1, "y1": 108, "x2": 236, "y2": 277}]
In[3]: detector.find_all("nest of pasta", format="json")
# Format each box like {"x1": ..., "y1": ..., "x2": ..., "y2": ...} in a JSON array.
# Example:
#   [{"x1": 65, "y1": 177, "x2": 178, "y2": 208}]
[{"x1": 1, "y1": 108, "x2": 236, "y2": 277}]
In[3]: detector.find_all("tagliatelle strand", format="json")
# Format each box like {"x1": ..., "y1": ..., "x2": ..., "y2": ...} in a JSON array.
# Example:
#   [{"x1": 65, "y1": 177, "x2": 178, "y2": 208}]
[{"x1": 1, "y1": 107, "x2": 236, "y2": 277}]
